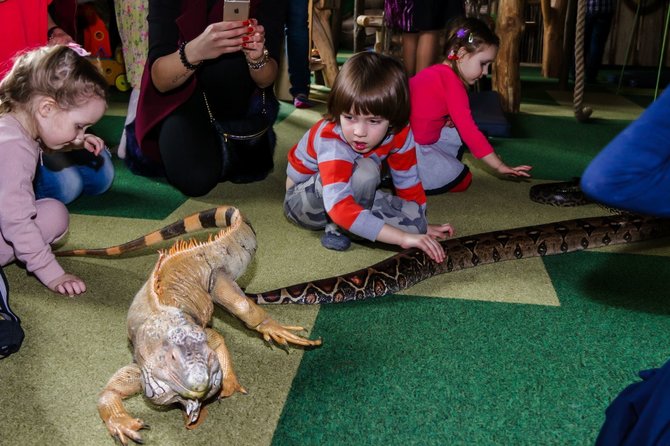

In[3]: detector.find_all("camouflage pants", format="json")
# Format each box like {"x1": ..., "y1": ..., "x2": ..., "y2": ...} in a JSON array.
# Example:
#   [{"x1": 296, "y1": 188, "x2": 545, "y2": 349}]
[{"x1": 284, "y1": 158, "x2": 427, "y2": 235}]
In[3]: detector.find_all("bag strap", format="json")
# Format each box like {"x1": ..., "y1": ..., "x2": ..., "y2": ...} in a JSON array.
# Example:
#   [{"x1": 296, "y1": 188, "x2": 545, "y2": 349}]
[
  {"x1": 203, "y1": 91, "x2": 215, "y2": 123},
  {"x1": 202, "y1": 88, "x2": 267, "y2": 123}
]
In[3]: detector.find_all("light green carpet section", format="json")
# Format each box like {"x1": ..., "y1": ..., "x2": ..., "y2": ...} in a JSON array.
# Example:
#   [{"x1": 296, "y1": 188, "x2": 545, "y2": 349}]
[{"x1": 1, "y1": 68, "x2": 667, "y2": 445}]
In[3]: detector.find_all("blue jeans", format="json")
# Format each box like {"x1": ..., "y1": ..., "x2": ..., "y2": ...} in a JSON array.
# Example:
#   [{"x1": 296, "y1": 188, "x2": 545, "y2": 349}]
[
  {"x1": 34, "y1": 148, "x2": 115, "y2": 204},
  {"x1": 285, "y1": 0, "x2": 310, "y2": 98}
]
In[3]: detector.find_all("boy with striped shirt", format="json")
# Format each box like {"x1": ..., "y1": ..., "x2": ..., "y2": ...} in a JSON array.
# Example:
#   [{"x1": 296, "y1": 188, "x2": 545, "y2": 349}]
[{"x1": 284, "y1": 52, "x2": 453, "y2": 261}]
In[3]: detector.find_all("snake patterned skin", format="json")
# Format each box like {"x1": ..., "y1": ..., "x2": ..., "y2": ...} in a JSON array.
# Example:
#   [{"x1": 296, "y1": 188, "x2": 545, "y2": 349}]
[
  {"x1": 247, "y1": 214, "x2": 670, "y2": 304},
  {"x1": 529, "y1": 179, "x2": 591, "y2": 207}
]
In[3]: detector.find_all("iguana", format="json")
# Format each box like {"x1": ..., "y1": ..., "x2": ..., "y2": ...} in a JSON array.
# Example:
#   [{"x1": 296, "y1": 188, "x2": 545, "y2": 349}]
[{"x1": 57, "y1": 206, "x2": 321, "y2": 445}]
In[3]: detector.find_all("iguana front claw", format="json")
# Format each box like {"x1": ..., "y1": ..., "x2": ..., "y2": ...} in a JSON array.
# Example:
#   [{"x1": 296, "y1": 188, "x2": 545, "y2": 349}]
[
  {"x1": 254, "y1": 318, "x2": 323, "y2": 348},
  {"x1": 105, "y1": 414, "x2": 148, "y2": 446}
]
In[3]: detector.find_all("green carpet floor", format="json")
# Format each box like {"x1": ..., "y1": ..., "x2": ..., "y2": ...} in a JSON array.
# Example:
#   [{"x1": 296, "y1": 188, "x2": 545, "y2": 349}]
[{"x1": 1, "y1": 69, "x2": 669, "y2": 446}]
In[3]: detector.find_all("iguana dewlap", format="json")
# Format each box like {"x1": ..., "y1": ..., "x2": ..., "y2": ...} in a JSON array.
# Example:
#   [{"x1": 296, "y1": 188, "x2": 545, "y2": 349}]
[{"x1": 90, "y1": 207, "x2": 321, "y2": 445}]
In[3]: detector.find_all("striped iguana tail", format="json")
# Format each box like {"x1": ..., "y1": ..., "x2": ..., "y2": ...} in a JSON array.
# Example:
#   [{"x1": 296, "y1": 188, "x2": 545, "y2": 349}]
[{"x1": 55, "y1": 206, "x2": 250, "y2": 257}]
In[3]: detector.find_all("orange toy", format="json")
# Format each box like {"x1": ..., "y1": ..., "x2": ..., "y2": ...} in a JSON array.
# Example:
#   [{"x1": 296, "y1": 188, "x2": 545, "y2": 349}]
[{"x1": 78, "y1": 2, "x2": 111, "y2": 58}]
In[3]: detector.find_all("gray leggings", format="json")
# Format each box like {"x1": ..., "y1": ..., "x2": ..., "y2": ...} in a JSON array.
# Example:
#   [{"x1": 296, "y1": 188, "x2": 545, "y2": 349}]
[
  {"x1": 416, "y1": 126, "x2": 466, "y2": 191},
  {"x1": 284, "y1": 158, "x2": 427, "y2": 235}
]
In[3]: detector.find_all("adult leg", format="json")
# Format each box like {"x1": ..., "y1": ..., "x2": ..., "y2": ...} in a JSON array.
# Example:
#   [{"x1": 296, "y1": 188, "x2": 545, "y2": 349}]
[
  {"x1": 581, "y1": 88, "x2": 670, "y2": 216},
  {"x1": 158, "y1": 92, "x2": 223, "y2": 197},
  {"x1": 117, "y1": 87, "x2": 140, "y2": 159},
  {"x1": 402, "y1": 32, "x2": 419, "y2": 76},
  {"x1": 415, "y1": 30, "x2": 441, "y2": 74},
  {"x1": 585, "y1": 12, "x2": 613, "y2": 83},
  {"x1": 285, "y1": 0, "x2": 312, "y2": 103}
]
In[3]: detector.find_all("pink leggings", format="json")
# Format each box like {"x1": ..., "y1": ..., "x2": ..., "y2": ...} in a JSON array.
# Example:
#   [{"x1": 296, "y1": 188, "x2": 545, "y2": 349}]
[{"x1": 0, "y1": 198, "x2": 69, "y2": 265}]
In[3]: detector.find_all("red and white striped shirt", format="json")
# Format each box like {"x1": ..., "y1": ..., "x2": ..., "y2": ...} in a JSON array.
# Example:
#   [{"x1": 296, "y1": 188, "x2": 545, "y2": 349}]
[{"x1": 287, "y1": 120, "x2": 427, "y2": 241}]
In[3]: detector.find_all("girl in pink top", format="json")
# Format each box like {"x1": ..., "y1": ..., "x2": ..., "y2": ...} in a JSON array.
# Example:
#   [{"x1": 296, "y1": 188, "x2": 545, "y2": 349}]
[
  {"x1": 409, "y1": 17, "x2": 532, "y2": 194},
  {"x1": 0, "y1": 45, "x2": 108, "y2": 296}
]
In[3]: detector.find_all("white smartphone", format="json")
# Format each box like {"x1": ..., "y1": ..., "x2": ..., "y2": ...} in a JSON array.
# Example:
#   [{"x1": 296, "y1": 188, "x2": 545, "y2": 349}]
[{"x1": 223, "y1": 0, "x2": 250, "y2": 22}]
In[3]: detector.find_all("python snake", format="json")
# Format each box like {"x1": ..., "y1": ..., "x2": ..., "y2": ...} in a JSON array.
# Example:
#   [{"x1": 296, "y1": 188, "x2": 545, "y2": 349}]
[
  {"x1": 528, "y1": 179, "x2": 591, "y2": 207},
  {"x1": 54, "y1": 203, "x2": 670, "y2": 306},
  {"x1": 247, "y1": 213, "x2": 670, "y2": 304}
]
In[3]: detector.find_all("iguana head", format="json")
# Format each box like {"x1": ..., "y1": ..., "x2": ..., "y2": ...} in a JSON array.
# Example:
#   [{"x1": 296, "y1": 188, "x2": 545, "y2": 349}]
[{"x1": 135, "y1": 310, "x2": 222, "y2": 424}]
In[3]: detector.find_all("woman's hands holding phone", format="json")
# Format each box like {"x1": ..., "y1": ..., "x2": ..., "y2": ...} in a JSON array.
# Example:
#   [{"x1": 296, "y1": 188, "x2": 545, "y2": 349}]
[{"x1": 188, "y1": 19, "x2": 264, "y2": 62}]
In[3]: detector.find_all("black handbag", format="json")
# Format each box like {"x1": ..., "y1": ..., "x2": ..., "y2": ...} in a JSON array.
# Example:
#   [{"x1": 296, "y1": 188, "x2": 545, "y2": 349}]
[
  {"x1": 203, "y1": 89, "x2": 277, "y2": 184},
  {"x1": 0, "y1": 267, "x2": 24, "y2": 359}
]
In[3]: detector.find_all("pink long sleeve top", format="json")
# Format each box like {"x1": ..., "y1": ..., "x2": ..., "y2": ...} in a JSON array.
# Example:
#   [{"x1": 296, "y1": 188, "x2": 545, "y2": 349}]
[
  {"x1": 0, "y1": 115, "x2": 66, "y2": 285},
  {"x1": 409, "y1": 63, "x2": 494, "y2": 159}
]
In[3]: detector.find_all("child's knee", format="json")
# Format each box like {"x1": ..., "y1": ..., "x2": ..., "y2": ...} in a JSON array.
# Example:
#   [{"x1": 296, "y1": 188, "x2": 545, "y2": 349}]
[
  {"x1": 351, "y1": 158, "x2": 380, "y2": 200},
  {"x1": 35, "y1": 198, "x2": 69, "y2": 243},
  {"x1": 283, "y1": 196, "x2": 327, "y2": 230},
  {"x1": 53, "y1": 173, "x2": 84, "y2": 204}
]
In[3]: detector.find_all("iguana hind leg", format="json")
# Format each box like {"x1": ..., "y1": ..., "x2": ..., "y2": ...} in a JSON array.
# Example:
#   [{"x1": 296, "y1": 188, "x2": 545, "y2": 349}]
[
  {"x1": 97, "y1": 364, "x2": 147, "y2": 446},
  {"x1": 205, "y1": 327, "x2": 247, "y2": 399}
]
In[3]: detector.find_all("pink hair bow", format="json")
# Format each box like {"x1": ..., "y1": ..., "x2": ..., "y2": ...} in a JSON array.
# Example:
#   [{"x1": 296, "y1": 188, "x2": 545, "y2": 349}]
[{"x1": 66, "y1": 42, "x2": 91, "y2": 57}]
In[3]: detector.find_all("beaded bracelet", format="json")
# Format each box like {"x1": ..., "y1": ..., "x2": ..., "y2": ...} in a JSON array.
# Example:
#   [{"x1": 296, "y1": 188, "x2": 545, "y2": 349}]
[
  {"x1": 246, "y1": 48, "x2": 269, "y2": 70},
  {"x1": 178, "y1": 41, "x2": 202, "y2": 71}
]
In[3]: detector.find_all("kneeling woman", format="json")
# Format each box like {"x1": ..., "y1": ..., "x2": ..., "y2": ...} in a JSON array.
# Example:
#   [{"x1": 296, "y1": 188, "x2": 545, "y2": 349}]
[{"x1": 134, "y1": 0, "x2": 284, "y2": 196}]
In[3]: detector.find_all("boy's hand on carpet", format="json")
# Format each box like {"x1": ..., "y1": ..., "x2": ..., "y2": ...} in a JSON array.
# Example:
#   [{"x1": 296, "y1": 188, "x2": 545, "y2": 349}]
[{"x1": 48, "y1": 273, "x2": 86, "y2": 297}]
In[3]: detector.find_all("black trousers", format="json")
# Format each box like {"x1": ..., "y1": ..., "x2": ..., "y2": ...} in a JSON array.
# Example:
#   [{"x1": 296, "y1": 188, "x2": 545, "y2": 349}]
[{"x1": 158, "y1": 92, "x2": 223, "y2": 197}]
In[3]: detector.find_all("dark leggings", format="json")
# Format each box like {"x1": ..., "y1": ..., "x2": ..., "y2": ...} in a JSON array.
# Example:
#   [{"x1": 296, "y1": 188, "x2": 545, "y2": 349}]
[{"x1": 158, "y1": 92, "x2": 222, "y2": 197}]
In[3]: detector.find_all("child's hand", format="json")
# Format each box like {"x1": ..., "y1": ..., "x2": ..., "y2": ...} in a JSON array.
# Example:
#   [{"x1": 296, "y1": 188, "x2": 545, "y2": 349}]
[
  {"x1": 81, "y1": 134, "x2": 106, "y2": 155},
  {"x1": 401, "y1": 233, "x2": 446, "y2": 263},
  {"x1": 497, "y1": 163, "x2": 532, "y2": 178},
  {"x1": 427, "y1": 223, "x2": 455, "y2": 239},
  {"x1": 47, "y1": 273, "x2": 87, "y2": 297}
]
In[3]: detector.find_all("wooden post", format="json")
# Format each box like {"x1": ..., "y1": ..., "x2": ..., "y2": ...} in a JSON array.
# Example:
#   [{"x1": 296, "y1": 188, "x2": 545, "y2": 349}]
[
  {"x1": 540, "y1": 0, "x2": 568, "y2": 78},
  {"x1": 312, "y1": 0, "x2": 340, "y2": 86},
  {"x1": 353, "y1": 0, "x2": 366, "y2": 52},
  {"x1": 494, "y1": 0, "x2": 526, "y2": 113}
]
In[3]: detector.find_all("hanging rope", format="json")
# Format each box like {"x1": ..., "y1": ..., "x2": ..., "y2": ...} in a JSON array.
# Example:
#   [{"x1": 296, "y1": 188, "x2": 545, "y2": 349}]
[{"x1": 573, "y1": 0, "x2": 593, "y2": 122}]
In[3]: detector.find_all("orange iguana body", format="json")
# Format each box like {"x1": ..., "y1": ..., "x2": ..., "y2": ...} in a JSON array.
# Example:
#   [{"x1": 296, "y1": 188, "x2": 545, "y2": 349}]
[{"x1": 64, "y1": 207, "x2": 321, "y2": 445}]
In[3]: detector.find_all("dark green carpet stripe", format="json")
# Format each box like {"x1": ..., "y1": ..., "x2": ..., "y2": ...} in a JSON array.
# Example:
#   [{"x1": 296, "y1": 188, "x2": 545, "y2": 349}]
[
  {"x1": 272, "y1": 250, "x2": 670, "y2": 445},
  {"x1": 90, "y1": 115, "x2": 125, "y2": 147},
  {"x1": 67, "y1": 159, "x2": 187, "y2": 219},
  {"x1": 495, "y1": 115, "x2": 630, "y2": 180}
]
